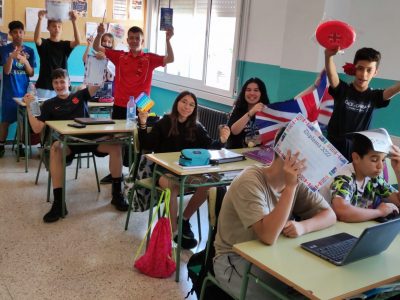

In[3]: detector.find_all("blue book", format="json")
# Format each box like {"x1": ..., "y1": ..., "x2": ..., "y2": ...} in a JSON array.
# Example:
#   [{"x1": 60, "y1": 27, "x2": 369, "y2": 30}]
[{"x1": 160, "y1": 8, "x2": 173, "y2": 31}]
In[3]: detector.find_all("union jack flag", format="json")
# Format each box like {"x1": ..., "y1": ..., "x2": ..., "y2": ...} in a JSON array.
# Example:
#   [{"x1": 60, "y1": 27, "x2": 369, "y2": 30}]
[{"x1": 255, "y1": 71, "x2": 333, "y2": 145}]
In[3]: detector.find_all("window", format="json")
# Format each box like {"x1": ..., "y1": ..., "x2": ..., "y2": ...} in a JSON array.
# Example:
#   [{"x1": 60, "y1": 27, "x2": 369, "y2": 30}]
[{"x1": 148, "y1": 0, "x2": 243, "y2": 99}]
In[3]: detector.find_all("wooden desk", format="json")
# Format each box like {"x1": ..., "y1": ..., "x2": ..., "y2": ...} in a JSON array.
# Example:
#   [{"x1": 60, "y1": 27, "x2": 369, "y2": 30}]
[
  {"x1": 234, "y1": 221, "x2": 400, "y2": 300},
  {"x1": 145, "y1": 150, "x2": 260, "y2": 282},
  {"x1": 13, "y1": 97, "x2": 114, "y2": 172},
  {"x1": 45, "y1": 120, "x2": 135, "y2": 217}
]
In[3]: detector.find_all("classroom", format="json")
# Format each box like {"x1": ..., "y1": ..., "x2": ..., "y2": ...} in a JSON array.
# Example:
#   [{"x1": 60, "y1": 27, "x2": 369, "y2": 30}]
[{"x1": 1, "y1": 0, "x2": 400, "y2": 299}]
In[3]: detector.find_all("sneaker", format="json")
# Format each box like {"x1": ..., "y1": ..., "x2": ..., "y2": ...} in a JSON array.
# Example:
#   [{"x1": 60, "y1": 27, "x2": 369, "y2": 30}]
[
  {"x1": 15, "y1": 146, "x2": 25, "y2": 158},
  {"x1": 0, "y1": 145, "x2": 4, "y2": 158},
  {"x1": 173, "y1": 219, "x2": 198, "y2": 249},
  {"x1": 100, "y1": 173, "x2": 113, "y2": 184},
  {"x1": 111, "y1": 193, "x2": 129, "y2": 211},
  {"x1": 43, "y1": 200, "x2": 68, "y2": 223}
]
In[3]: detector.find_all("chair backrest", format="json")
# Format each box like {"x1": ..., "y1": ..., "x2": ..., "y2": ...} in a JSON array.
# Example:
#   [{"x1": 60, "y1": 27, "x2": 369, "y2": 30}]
[{"x1": 197, "y1": 105, "x2": 229, "y2": 140}]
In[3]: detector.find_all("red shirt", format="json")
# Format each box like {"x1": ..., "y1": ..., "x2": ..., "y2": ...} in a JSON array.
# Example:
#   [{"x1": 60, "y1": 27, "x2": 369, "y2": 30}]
[{"x1": 105, "y1": 49, "x2": 164, "y2": 107}]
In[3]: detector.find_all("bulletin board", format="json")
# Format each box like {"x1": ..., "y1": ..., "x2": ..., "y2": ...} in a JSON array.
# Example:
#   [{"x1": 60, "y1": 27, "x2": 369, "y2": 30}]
[{"x1": 0, "y1": 0, "x2": 146, "y2": 45}]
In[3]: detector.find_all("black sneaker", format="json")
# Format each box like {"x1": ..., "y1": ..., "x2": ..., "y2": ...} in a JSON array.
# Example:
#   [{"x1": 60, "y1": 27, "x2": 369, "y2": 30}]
[
  {"x1": 111, "y1": 193, "x2": 129, "y2": 211},
  {"x1": 16, "y1": 146, "x2": 25, "y2": 158},
  {"x1": 173, "y1": 219, "x2": 198, "y2": 249},
  {"x1": 0, "y1": 145, "x2": 4, "y2": 158},
  {"x1": 100, "y1": 173, "x2": 113, "y2": 184},
  {"x1": 43, "y1": 201, "x2": 68, "y2": 223}
]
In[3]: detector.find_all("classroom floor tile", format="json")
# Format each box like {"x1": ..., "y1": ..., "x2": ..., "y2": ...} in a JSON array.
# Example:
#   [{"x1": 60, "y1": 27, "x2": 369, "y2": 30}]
[{"x1": 0, "y1": 146, "x2": 208, "y2": 299}]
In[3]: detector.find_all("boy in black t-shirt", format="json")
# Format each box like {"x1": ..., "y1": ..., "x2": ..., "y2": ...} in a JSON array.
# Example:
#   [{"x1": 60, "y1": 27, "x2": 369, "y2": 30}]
[
  {"x1": 34, "y1": 10, "x2": 80, "y2": 98},
  {"x1": 24, "y1": 69, "x2": 128, "y2": 223},
  {"x1": 325, "y1": 47, "x2": 400, "y2": 160}
]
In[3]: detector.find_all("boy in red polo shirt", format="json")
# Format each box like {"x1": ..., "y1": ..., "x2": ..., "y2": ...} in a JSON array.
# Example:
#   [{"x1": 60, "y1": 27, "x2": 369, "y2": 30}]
[{"x1": 93, "y1": 23, "x2": 174, "y2": 119}]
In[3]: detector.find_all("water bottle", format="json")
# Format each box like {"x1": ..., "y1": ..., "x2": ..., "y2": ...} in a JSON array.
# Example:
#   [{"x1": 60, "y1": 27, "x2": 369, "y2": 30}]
[
  {"x1": 126, "y1": 96, "x2": 136, "y2": 126},
  {"x1": 27, "y1": 82, "x2": 40, "y2": 116}
]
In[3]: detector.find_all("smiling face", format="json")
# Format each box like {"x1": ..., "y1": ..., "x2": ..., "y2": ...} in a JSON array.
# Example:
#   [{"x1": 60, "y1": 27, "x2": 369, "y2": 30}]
[
  {"x1": 352, "y1": 150, "x2": 386, "y2": 179},
  {"x1": 52, "y1": 76, "x2": 70, "y2": 98},
  {"x1": 244, "y1": 82, "x2": 262, "y2": 106},
  {"x1": 177, "y1": 95, "x2": 196, "y2": 122},
  {"x1": 127, "y1": 31, "x2": 144, "y2": 53},
  {"x1": 9, "y1": 28, "x2": 24, "y2": 46},
  {"x1": 101, "y1": 35, "x2": 113, "y2": 49},
  {"x1": 352, "y1": 60, "x2": 378, "y2": 92}
]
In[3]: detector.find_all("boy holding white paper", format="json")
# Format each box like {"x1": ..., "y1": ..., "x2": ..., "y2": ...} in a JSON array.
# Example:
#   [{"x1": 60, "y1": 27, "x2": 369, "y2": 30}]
[
  {"x1": 214, "y1": 128, "x2": 336, "y2": 299},
  {"x1": 320, "y1": 128, "x2": 400, "y2": 222},
  {"x1": 34, "y1": 9, "x2": 81, "y2": 98}
]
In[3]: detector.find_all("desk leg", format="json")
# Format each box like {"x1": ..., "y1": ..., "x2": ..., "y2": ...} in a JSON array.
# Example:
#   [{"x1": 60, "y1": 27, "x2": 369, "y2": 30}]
[
  {"x1": 15, "y1": 106, "x2": 21, "y2": 162},
  {"x1": 61, "y1": 137, "x2": 67, "y2": 217},
  {"x1": 239, "y1": 262, "x2": 251, "y2": 300},
  {"x1": 24, "y1": 106, "x2": 29, "y2": 172},
  {"x1": 175, "y1": 175, "x2": 188, "y2": 282}
]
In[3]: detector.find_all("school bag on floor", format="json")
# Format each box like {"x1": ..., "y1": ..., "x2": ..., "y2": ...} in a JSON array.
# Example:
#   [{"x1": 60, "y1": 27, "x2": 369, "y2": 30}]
[{"x1": 134, "y1": 188, "x2": 176, "y2": 278}]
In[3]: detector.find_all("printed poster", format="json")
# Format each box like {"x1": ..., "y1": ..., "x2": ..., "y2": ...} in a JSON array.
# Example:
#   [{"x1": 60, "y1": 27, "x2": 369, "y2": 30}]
[
  {"x1": 274, "y1": 113, "x2": 348, "y2": 192},
  {"x1": 84, "y1": 55, "x2": 108, "y2": 86},
  {"x1": 113, "y1": 0, "x2": 127, "y2": 20},
  {"x1": 72, "y1": 0, "x2": 87, "y2": 17},
  {"x1": 26, "y1": 8, "x2": 48, "y2": 32},
  {"x1": 129, "y1": 0, "x2": 142, "y2": 20},
  {"x1": 92, "y1": 0, "x2": 106, "y2": 18},
  {"x1": 108, "y1": 23, "x2": 125, "y2": 39}
]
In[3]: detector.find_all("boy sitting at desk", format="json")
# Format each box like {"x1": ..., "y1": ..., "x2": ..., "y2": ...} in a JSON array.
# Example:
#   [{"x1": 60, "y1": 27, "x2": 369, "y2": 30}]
[
  {"x1": 24, "y1": 68, "x2": 128, "y2": 223},
  {"x1": 319, "y1": 129, "x2": 400, "y2": 222},
  {"x1": 213, "y1": 128, "x2": 336, "y2": 299}
]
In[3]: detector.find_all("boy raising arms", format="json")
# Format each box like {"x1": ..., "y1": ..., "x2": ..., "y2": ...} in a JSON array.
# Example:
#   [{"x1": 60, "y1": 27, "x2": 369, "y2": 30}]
[
  {"x1": 214, "y1": 129, "x2": 336, "y2": 299},
  {"x1": 24, "y1": 69, "x2": 128, "y2": 223},
  {"x1": 320, "y1": 130, "x2": 400, "y2": 223},
  {"x1": 93, "y1": 24, "x2": 174, "y2": 119},
  {"x1": 0, "y1": 21, "x2": 35, "y2": 157},
  {"x1": 325, "y1": 47, "x2": 400, "y2": 160},
  {"x1": 34, "y1": 10, "x2": 81, "y2": 98}
]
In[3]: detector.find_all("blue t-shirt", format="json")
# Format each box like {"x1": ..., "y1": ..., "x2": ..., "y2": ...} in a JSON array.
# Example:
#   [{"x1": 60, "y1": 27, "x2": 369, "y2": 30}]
[{"x1": 0, "y1": 43, "x2": 36, "y2": 102}]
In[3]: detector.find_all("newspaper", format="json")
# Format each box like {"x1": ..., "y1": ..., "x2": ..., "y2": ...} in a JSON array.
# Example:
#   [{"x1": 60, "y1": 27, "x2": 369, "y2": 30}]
[{"x1": 274, "y1": 113, "x2": 348, "y2": 192}]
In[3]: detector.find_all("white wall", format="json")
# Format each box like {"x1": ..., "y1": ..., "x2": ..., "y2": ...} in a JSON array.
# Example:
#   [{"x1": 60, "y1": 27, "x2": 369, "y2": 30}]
[{"x1": 245, "y1": 0, "x2": 400, "y2": 80}]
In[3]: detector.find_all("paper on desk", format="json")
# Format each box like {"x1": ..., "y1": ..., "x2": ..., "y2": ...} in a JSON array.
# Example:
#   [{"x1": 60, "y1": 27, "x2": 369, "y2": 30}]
[
  {"x1": 84, "y1": 55, "x2": 108, "y2": 86},
  {"x1": 46, "y1": 0, "x2": 72, "y2": 21},
  {"x1": 274, "y1": 113, "x2": 348, "y2": 192}
]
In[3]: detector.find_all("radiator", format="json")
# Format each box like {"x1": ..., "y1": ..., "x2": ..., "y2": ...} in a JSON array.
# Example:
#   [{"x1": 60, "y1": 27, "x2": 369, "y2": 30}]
[{"x1": 197, "y1": 105, "x2": 229, "y2": 140}]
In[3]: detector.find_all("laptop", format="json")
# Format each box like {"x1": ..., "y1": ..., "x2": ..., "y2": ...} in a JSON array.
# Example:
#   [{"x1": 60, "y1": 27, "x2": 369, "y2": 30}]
[
  {"x1": 74, "y1": 117, "x2": 115, "y2": 125},
  {"x1": 301, "y1": 219, "x2": 400, "y2": 266},
  {"x1": 208, "y1": 149, "x2": 245, "y2": 165}
]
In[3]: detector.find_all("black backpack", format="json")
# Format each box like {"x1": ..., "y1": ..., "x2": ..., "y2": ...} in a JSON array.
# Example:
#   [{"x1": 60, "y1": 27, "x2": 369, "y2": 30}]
[{"x1": 186, "y1": 186, "x2": 233, "y2": 299}]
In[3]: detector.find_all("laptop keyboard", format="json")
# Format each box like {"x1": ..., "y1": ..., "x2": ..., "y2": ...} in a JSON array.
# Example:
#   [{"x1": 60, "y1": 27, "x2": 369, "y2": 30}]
[{"x1": 318, "y1": 238, "x2": 357, "y2": 262}]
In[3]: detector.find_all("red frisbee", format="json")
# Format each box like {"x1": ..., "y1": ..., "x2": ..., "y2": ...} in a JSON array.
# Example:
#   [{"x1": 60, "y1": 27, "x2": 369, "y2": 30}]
[{"x1": 316, "y1": 20, "x2": 356, "y2": 50}]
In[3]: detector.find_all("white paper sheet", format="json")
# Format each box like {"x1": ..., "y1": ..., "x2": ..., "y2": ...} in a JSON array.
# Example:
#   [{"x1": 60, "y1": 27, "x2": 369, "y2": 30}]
[
  {"x1": 92, "y1": 0, "x2": 106, "y2": 18},
  {"x1": 26, "y1": 8, "x2": 48, "y2": 32},
  {"x1": 84, "y1": 55, "x2": 108, "y2": 86},
  {"x1": 85, "y1": 22, "x2": 98, "y2": 39},
  {"x1": 274, "y1": 113, "x2": 348, "y2": 192},
  {"x1": 46, "y1": 0, "x2": 72, "y2": 21}
]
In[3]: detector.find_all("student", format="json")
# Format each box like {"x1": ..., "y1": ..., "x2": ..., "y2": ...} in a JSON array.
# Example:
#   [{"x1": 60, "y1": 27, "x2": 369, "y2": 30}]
[
  {"x1": 214, "y1": 128, "x2": 336, "y2": 299},
  {"x1": 34, "y1": 10, "x2": 81, "y2": 98},
  {"x1": 319, "y1": 130, "x2": 400, "y2": 222},
  {"x1": 138, "y1": 91, "x2": 230, "y2": 249},
  {"x1": 0, "y1": 21, "x2": 35, "y2": 158},
  {"x1": 93, "y1": 23, "x2": 174, "y2": 119},
  {"x1": 24, "y1": 68, "x2": 128, "y2": 223},
  {"x1": 226, "y1": 77, "x2": 270, "y2": 149},
  {"x1": 325, "y1": 47, "x2": 400, "y2": 160}
]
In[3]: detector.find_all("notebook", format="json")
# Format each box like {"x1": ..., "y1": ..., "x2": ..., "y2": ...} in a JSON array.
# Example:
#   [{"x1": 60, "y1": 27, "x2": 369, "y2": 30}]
[
  {"x1": 208, "y1": 149, "x2": 245, "y2": 165},
  {"x1": 301, "y1": 219, "x2": 400, "y2": 266},
  {"x1": 243, "y1": 146, "x2": 274, "y2": 165},
  {"x1": 74, "y1": 117, "x2": 115, "y2": 125}
]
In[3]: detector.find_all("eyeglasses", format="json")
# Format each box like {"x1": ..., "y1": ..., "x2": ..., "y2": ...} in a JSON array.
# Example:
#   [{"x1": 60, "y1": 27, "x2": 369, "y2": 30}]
[{"x1": 180, "y1": 99, "x2": 196, "y2": 108}]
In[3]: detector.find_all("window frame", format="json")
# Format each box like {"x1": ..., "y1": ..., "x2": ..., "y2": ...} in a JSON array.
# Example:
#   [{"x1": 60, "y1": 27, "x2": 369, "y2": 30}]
[{"x1": 145, "y1": 0, "x2": 248, "y2": 105}]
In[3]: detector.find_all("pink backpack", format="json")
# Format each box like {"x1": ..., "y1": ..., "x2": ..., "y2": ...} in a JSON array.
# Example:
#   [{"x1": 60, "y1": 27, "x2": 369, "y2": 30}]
[{"x1": 134, "y1": 189, "x2": 176, "y2": 278}]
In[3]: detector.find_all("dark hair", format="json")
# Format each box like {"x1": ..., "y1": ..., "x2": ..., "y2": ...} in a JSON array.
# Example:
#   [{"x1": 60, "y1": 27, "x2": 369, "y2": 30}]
[
  {"x1": 353, "y1": 47, "x2": 381, "y2": 68},
  {"x1": 47, "y1": 19, "x2": 62, "y2": 27},
  {"x1": 101, "y1": 33, "x2": 115, "y2": 49},
  {"x1": 273, "y1": 126, "x2": 286, "y2": 159},
  {"x1": 51, "y1": 68, "x2": 69, "y2": 80},
  {"x1": 128, "y1": 26, "x2": 144, "y2": 36},
  {"x1": 168, "y1": 91, "x2": 198, "y2": 141},
  {"x1": 234, "y1": 78, "x2": 270, "y2": 113},
  {"x1": 352, "y1": 134, "x2": 374, "y2": 158},
  {"x1": 9, "y1": 21, "x2": 24, "y2": 31}
]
